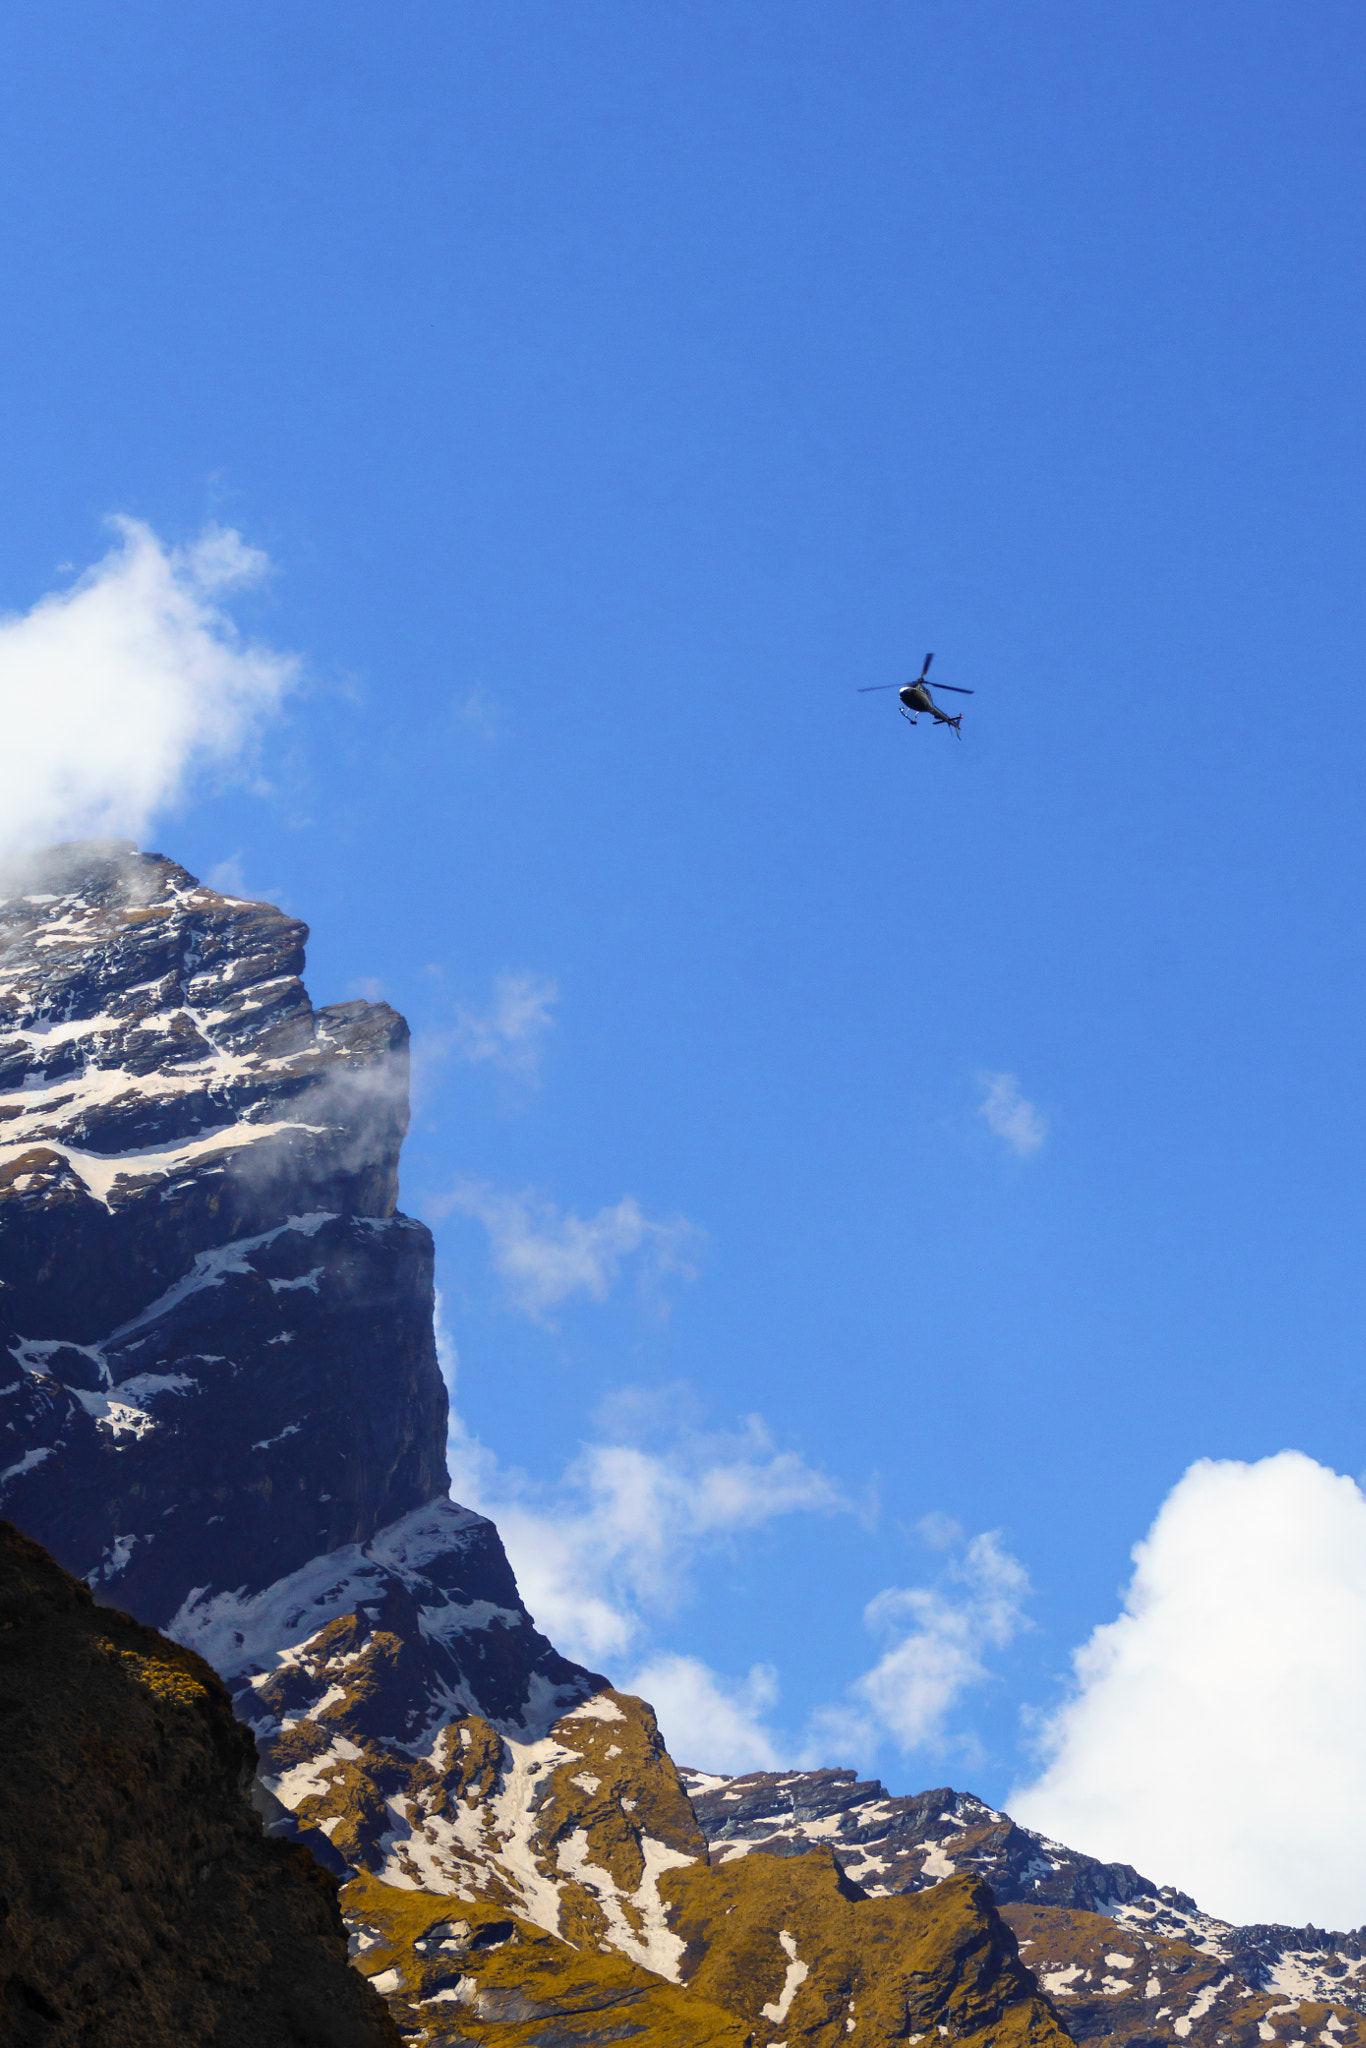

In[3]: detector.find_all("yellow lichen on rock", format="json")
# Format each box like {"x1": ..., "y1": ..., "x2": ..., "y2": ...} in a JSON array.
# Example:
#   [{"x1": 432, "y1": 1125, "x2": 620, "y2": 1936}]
[
  {"x1": 117, "y1": 1646, "x2": 209, "y2": 1706},
  {"x1": 539, "y1": 1689, "x2": 706, "y2": 1866},
  {"x1": 264, "y1": 1679, "x2": 716, "y2": 1960},
  {"x1": 532, "y1": 1688, "x2": 707, "y2": 1956},
  {"x1": 431, "y1": 1713, "x2": 505, "y2": 1809}
]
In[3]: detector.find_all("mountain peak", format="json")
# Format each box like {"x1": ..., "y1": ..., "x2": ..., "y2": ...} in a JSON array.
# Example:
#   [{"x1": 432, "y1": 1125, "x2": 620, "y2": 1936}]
[{"x1": 0, "y1": 848, "x2": 1204, "y2": 2046}]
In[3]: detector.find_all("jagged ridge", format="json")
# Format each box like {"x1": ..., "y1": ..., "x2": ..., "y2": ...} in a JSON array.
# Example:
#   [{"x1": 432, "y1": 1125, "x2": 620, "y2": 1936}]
[{"x1": 683, "y1": 1766, "x2": 1366, "y2": 2048}]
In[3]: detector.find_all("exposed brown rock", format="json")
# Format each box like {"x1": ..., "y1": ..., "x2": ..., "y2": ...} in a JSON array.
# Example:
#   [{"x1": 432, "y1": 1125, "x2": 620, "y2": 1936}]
[{"x1": 0, "y1": 1518, "x2": 401, "y2": 2048}]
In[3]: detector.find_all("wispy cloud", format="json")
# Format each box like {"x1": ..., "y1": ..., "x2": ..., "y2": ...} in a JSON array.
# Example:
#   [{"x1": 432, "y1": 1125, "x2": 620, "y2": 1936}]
[
  {"x1": 0, "y1": 517, "x2": 297, "y2": 859},
  {"x1": 446, "y1": 1401, "x2": 848, "y2": 1666},
  {"x1": 450, "y1": 684, "x2": 502, "y2": 742},
  {"x1": 451, "y1": 972, "x2": 559, "y2": 1082},
  {"x1": 441, "y1": 1180, "x2": 700, "y2": 1324},
  {"x1": 411, "y1": 970, "x2": 559, "y2": 1106},
  {"x1": 808, "y1": 1526, "x2": 1032, "y2": 1764},
  {"x1": 441, "y1": 1335, "x2": 1020, "y2": 1777},
  {"x1": 207, "y1": 853, "x2": 248, "y2": 896},
  {"x1": 977, "y1": 1071, "x2": 1048, "y2": 1157}
]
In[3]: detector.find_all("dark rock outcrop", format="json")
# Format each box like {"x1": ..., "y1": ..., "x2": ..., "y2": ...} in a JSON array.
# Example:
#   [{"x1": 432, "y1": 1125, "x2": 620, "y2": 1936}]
[
  {"x1": 0, "y1": 1515, "x2": 401, "y2": 2048},
  {"x1": 0, "y1": 842, "x2": 609, "y2": 1821},
  {"x1": 682, "y1": 1768, "x2": 1173, "y2": 1913}
]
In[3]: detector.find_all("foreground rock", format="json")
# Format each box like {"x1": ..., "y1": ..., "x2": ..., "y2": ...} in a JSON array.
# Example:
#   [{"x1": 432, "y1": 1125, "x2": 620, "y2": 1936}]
[
  {"x1": 0, "y1": 1517, "x2": 400, "y2": 2048},
  {"x1": 684, "y1": 1768, "x2": 1366, "y2": 2048}
]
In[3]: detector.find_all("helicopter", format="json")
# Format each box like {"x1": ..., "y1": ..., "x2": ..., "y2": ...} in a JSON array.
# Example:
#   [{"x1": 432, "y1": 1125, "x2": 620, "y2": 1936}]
[{"x1": 859, "y1": 653, "x2": 973, "y2": 735}]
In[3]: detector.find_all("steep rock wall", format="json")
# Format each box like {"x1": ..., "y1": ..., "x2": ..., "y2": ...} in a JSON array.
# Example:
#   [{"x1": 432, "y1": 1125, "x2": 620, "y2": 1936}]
[{"x1": 0, "y1": 842, "x2": 443, "y2": 1618}]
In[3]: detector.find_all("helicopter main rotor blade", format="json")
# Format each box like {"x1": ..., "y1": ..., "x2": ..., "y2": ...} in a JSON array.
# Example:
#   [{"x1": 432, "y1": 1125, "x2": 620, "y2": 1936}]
[
  {"x1": 920, "y1": 652, "x2": 934, "y2": 677},
  {"x1": 856, "y1": 684, "x2": 901, "y2": 692},
  {"x1": 929, "y1": 684, "x2": 974, "y2": 695}
]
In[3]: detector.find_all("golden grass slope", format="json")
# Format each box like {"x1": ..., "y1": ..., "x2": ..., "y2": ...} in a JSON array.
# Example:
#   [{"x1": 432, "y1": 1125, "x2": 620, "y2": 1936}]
[
  {"x1": 669, "y1": 1857, "x2": 1072, "y2": 2048},
  {"x1": 342, "y1": 1874, "x2": 749, "y2": 2047},
  {"x1": 346, "y1": 1850, "x2": 1072, "y2": 2048}
]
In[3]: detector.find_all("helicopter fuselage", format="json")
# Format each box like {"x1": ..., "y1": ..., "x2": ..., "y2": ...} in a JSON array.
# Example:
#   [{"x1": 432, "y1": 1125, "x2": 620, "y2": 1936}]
[{"x1": 899, "y1": 681, "x2": 958, "y2": 725}]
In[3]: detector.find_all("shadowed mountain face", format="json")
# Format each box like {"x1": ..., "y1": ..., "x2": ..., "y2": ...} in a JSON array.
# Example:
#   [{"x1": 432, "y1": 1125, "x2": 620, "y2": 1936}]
[
  {"x1": 0, "y1": 845, "x2": 1079, "y2": 2046},
  {"x1": 0, "y1": 1515, "x2": 401, "y2": 2048}
]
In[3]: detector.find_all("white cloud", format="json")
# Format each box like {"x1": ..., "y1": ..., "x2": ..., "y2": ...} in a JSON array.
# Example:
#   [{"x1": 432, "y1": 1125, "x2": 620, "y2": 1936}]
[
  {"x1": 0, "y1": 517, "x2": 297, "y2": 858},
  {"x1": 809, "y1": 1529, "x2": 1031, "y2": 1765},
  {"x1": 450, "y1": 972, "x2": 559, "y2": 1081},
  {"x1": 1011, "y1": 1452, "x2": 1366, "y2": 1928},
  {"x1": 625, "y1": 1654, "x2": 783, "y2": 1774},
  {"x1": 441, "y1": 1180, "x2": 700, "y2": 1324},
  {"x1": 446, "y1": 1405, "x2": 847, "y2": 1666},
  {"x1": 977, "y1": 1071, "x2": 1047, "y2": 1157}
]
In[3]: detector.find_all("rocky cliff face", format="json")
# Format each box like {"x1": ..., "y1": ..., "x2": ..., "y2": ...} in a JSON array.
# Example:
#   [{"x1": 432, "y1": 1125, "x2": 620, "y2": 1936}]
[
  {"x1": 0, "y1": 843, "x2": 1067, "y2": 2048},
  {"x1": 0, "y1": 844, "x2": 614, "y2": 1882},
  {"x1": 0, "y1": 840, "x2": 443, "y2": 1621},
  {"x1": 684, "y1": 1768, "x2": 1366, "y2": 2048}
]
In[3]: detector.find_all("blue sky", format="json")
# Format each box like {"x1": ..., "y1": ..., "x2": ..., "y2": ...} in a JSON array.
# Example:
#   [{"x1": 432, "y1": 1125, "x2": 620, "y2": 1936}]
[{"x1": 6, "y1": 1, "x2": 1366, "y2": 1915}]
